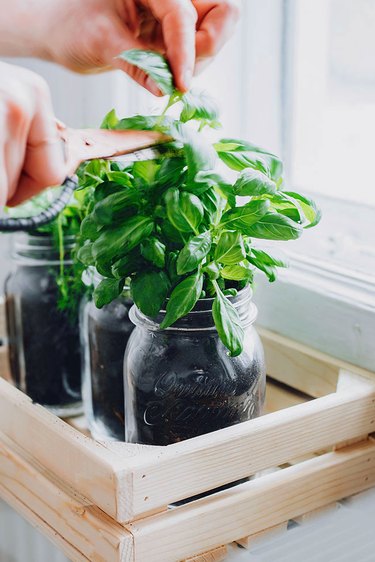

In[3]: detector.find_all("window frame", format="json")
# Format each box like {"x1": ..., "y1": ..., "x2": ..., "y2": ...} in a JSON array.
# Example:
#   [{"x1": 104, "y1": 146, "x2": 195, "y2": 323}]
[
  {"x1": 1, "y1": 0, "x2": 374, "y2": 369},
  {"x1": 248, "y1": 0, "x2": 375, "y2": 370}
]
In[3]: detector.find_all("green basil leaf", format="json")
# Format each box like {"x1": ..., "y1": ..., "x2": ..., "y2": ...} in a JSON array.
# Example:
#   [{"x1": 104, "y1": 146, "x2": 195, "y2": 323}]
[
  {"x1": 243, "y1": 212, "x2": 303, "y2": 240},
  {"x1": 203, "y1": 262, "x2": 220, "y2": 280},
  {"x1": 248, "y1": 247, "x2": 289, "y2": 283},
  {"x1": 215, "y1": 138, "x2": 283, "y2": 180},
  {"x1": 80, "y1": 214, "x2": 102, "y2": 241},
  {"x1": 92, "y1": 216, "x2": 153, "y2": 262},
  {"x1": 200, "y1": 187, "x2": 227, "y2": 225},
  {"x1": 216, "y1": 182, "x2": 236, "y2": 208},
  {"x1": 180, "y1": 90, "x2": 219, "y2": 123},
  {"x1": 267, "y1": 193, "x2": 301, "y2": 222},
  {"x1": 216, "y1": 150, "x2": 270, "y2": 175},
  {"x1": 95, "y1": 257, "x2": 116, "y2": 278},
  {"x1": 160, "y1": 220, "x2": 186, "y2": 244},
  {"x1": 165, "y1": 188, "x2": 204, "y2": 233},
  {"x1": 176, "y1": 231, "x2": 212, "y2": 275},
  {"x1": 132, "y1": 160, "x2": 158, "y2": 184},
  {"x1": 93, "y1": 189, "x2": 138, "y2": 225},
  {"x1": 94, "y1": 181, "x2": 124, "y2": 202},
  {"x1": 223, "y1": 288, "x2": 238, "y2": 297},
  {"x1": 234, "y1": 168, "x2": 276, "y2": 196},
  {"x1": 94, "y1": 277, "x2": 124, "y2": 308},
  {"x1": 105, "y1": 171, "x2": 133, "y2": 187},
  {"x1": 249, "y1": 249, "x2": 288, "y2": 268},
  {"x1": 76, "y1": 243, "x2": 94, "y2": 266},
  {"x1": 115, "y1": 114, "x2": 174, "y2": 132},
  {"x1": 100, "y1": 108, "x2": 119, "y2": 130},
  {"x1": 141, "y1": 237, "x2": 166, "y2": 268},
  {"x1": 111, "y1": 253, "x2": 142, "y2": 279},
  {"x1": 166, "y1": 252, "x2": 180, "y2": 285},
  {"x1": 185, "y1": 170, "x2": 226, "y2": 195},
  {"x1": 221, "y1": 200, "x2": 270, "y2": 234},
  {"x1": 131, "y1": 270, "x2": 171, "y2": 318},
  {"x1": 118, "y1": 49, "x2": 174, "y2": 95},
  {"x1": 77, "y1": 160, "x2": 109, "y2": 189},
  {"x1": 220, "y1": 261, "x2": 253, "y2": 281},
  {"x1": 160, "y1": 272, "x2": 203, "y2": 328},
  {"x1": 283, "y1": 192, "x2": 322, "y2": 228},
  {"x1": 212, "y1": 289, "x2": 244, "y2": 357},
  {"x1": 156, "y1": 157, "x2": 186, "y2": 187},
  {"x1": 171, "y1": 122, "x2": 217, "y2": 180},
  {"x1": 214, "y1": 231, "x2": 246, "y2": 265}
]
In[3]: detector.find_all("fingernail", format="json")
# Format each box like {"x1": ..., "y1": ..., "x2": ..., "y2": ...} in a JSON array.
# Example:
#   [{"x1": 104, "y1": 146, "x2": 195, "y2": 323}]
[{"x1": 183, "y1": 69, "x2": 193, "y2": 91}]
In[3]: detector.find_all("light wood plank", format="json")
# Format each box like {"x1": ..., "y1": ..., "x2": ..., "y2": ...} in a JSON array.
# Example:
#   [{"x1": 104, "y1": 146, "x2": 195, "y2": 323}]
[
  {"x1": 128, "y1": 440, "x2": 375, "y2": 562},
  {"x1": 0, "y1": 433, "x2": 133, "y2": 562},
  {"x1": 184, "y1": 545, "x2": 227, "y2": 562},
  {"x1": 0, "y1": 346, "x2": 11, "y2": 382},
  {"x1": 0, "y1": 297, "x2": 7, "y2": 340},
  {"x1": 260, "y1": 328, "x2": 375, "y2": 398},
  {"x1": 264, "y1": 380, "x2": 309, "y2": 413},
  {"x1": 293, "y1": 502, "x2": 339, "y2": 524},
  {"x1": 0, "y1": 484, "x2": 90, "y2": 562},
  {"x1": 122, "y1": 386, "x2": 375, "y2": 519},
  {"x1": 0, "y1": 378, "x2": 139, "y2": 521}
]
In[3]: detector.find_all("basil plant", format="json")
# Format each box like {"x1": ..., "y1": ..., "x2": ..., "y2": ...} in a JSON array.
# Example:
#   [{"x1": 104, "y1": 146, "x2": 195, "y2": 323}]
[{"x1": 76, "y1": 50, "x2": 321, "y2": 356}]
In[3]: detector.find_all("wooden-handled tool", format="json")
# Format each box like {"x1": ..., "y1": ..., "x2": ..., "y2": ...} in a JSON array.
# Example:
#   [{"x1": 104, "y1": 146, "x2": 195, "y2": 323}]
[
  {"x1": 0, "y1": 127, "x2": 173, "y2": 232},
  {"x1": 59, "y1": 127, "x2": 171, "y2": 173}
]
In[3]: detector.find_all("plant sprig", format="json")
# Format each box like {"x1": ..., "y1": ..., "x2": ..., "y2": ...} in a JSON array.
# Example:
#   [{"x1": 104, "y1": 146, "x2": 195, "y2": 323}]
[
  {"x1": 6, "y1": 188, "x2": 90, "y2": 321},
  {"x1": 76, "y1": 49, "x2": 321, "y2": 356}
]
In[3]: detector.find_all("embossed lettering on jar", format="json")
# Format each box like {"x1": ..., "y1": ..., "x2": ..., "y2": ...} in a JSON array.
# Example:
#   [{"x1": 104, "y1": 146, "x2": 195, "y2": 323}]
[{"x1": 124, "y1": 286, "x2": 266, "y2": 445}]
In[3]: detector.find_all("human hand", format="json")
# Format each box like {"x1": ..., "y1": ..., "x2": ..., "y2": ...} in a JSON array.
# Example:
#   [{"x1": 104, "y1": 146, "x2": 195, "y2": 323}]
[
  {"x1": 0, "y1": 63, "x2": 66, "y2": 206},
  {"x1": 38, "y1": 0, "x2": 239, "y2": 94}
]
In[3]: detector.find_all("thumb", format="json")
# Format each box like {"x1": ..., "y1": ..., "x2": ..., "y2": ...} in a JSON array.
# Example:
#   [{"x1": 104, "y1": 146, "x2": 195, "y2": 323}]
[{"x1": 7, "y1": 92, "x2": 67, "y2": 206}]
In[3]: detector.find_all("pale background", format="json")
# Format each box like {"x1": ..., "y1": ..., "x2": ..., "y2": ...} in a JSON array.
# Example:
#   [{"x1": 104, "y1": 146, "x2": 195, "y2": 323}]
[{"x1": 1, "y1": 0, "x2": 375, "y2": 560}]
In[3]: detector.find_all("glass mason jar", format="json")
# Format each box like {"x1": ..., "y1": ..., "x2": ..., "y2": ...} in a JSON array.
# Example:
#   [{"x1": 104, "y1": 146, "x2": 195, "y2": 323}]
[
  {"x1": 124, "y1": 286, "x2": 266, "y2": 446},
  {"x1": 81, "y1": 275, "x2": 134, "y2": 441},
  {"x1": 4, "y1": 233, "x2": 82, "y2": 416}
]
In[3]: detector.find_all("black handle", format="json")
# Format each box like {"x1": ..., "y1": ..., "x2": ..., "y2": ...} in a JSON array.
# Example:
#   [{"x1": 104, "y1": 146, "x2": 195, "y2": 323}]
[{"x1": 0, "y1": 176, "x2": 79, "y2": 232}]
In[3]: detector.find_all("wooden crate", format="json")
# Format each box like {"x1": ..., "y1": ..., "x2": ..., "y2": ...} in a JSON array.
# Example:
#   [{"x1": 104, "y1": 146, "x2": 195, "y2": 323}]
[{"x1": 0, "y1": 297, "x2": 374, "y2": 562}]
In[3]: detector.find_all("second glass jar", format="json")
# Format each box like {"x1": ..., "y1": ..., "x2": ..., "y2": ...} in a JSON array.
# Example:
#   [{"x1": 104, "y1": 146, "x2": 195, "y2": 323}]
[{"x1": 81, "y1": 281, "x2": 134, "y2": 441}]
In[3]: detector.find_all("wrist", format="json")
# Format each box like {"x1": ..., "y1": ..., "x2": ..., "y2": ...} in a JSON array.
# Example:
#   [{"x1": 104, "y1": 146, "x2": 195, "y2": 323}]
[{"x1": 0, "y1": 0, "x2": 55, "y2": 58}]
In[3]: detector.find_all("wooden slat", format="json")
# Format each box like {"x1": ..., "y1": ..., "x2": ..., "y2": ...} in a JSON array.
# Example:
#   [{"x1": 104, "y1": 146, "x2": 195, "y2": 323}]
[
  {"x1": 127, "y1": 440, "x2": 375, "y2": 562},
  {"x1": 264, "y1": 379, "x2": 309, "y2": 413},
  {"x1": 0, "y1": 378, "x2": 139, "y2": 521},
  {"x1": 260, "y1": 328, "x2": 375, "y2": 397},
  {"x1": 0, "y1": 346, "x2": 11, "y2": 382},
  {"x1": 0, "y1": 297, "x2": 7, "y2": 341},
  {"x1": 184, "y1": 545, "x2": 227, "y2": 561},
  {"x1": 0, "y1": 433, "x2": 133, "y2": 562},
  {"x1": 121, "y1": 385, "x2": 375, "y2": 519}
]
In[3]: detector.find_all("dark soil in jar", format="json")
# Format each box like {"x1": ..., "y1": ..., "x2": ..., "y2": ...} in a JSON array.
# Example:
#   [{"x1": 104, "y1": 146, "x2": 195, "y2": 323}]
[
  {"x1": 88, "y1": 297, "x2": 134, "y2": 440},
  {"x1": 126, "y1": 327, "x2": 264, "y2": 504},
  {"x1": 5, "y1": 266, "x2": 81, "y2": 407}
]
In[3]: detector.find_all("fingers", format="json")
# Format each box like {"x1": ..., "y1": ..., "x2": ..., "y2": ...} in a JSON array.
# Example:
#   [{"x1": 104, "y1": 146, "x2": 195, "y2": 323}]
[
  {"x1": 103, "y1": 11, "x2": 164, "y2": 96},
  {"x1": 0, "y1": 64, "x2": 67, "y2": 206},
  {"x1": 113, "y1": 57, "x2": 163, "y2": 96},
  {"x1": 194, "y1": 0, "x2": 239, "y2": 65},
  {"x1": 147, "y1": 0, "x2": 198, "y2": 92}
]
